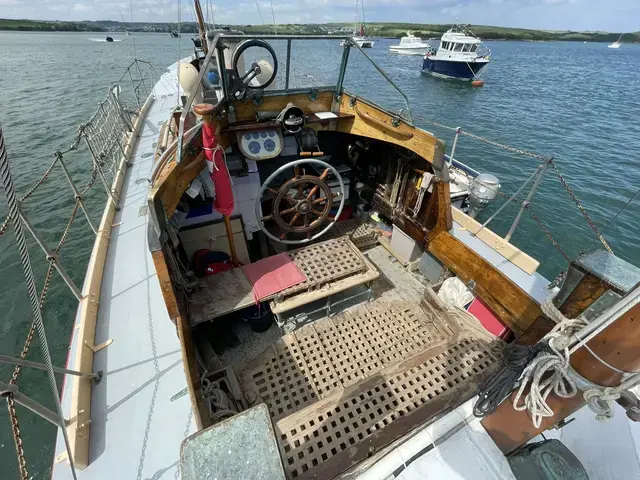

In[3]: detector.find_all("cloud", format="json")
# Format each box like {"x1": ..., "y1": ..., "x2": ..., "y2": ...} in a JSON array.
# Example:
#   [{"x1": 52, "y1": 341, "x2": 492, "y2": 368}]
[
  {"x1": 72, "y1": 2, "x2": 89, "y2": 11},
  {"x1": 0, "y1": 0, "x2": 637, "y2": 32}
]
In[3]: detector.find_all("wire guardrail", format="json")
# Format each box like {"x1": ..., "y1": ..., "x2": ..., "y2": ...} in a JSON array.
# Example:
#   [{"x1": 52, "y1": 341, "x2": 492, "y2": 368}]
[
  {"x1": 0, "y1": 59, "x2": 155, "y2": 480},
  {"x1": 416, "y1": 115, "x2": 614, "y2": 259}
]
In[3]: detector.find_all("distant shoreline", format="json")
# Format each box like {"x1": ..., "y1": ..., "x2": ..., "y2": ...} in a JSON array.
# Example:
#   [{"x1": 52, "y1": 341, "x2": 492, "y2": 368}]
[{"x1": 1, "y1": 19, "x2": 638, "y2": 43}]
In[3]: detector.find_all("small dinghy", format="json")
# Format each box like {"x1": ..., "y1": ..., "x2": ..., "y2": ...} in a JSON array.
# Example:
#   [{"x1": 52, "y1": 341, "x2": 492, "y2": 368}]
[{"x1": 105, "y1": 36, "x2": 114, "y2": 43}]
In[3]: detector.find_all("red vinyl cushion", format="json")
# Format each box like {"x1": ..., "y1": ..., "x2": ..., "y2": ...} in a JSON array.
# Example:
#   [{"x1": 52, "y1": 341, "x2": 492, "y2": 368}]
[{"x1": 242, "y1": 253, "x2": 306, "y2": 303}]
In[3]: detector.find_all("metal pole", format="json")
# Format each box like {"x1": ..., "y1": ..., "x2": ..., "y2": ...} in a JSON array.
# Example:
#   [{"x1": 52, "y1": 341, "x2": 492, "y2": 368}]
[
  {"x1": 178, "y1": 33, "x2": 220, "y2": 163},
  {"x1": 0, "y1": 354, "x2": 101, "y2": 380},
  {"x1": 0, "y1": 382, "x2": 66, "y2": 428},
  {"x1": 570, "y1": 281, "x2": 640, "y2": 355},
  {"x1": 84, "y1": 137, "x2": 119, "y2": 207},
  {"x1": 111, "y1": 85, "x2": 134, "y2": 132},
  {"x1": 57, "y1": 157, "x2": 98, "y2": 235},
  {"x1": 18, "y1": 208, "x2": 84, "y2": 301},
  {"x1": 349, "y1": 41, "x2": 413, "y2": 123},
  {"x1": 448, "y1": 127, "x2": 461, "y2": 165},
  {"x1": 285, "y1": 39, "x2": 292, "y2": 91},
  {"x1": 504, "y1": 159, "x2": 550, "y2": 242},
  {"x1": 135, "y1": 60, "x2": 149, "y2": 100},
  {"x1": 0, "y1": 124, "x2": 78, "y2": 479},
  {"x1": 335, "y1": 42, "x2": 352, "y2": 98},
  {"x1": 127, "y1": 67, "x2": 141, "y2": 110},
  {"x1": 472, "y1": 164, "x2": 542, "y2": 236}
]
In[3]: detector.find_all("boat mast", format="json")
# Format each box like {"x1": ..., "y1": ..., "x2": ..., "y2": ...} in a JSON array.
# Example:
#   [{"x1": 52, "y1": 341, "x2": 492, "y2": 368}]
[
  {"x1": 193, "y1": 0, "x2": 209, "y2": 54},
  {"x1": 360, "y1": 0, "x2": 366, "y2": 37},
  {"x1": 353, "y1": 0, "x2": 359, "y2": 36}
]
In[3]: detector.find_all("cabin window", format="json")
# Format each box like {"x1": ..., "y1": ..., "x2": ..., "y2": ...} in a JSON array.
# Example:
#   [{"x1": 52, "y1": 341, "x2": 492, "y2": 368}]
[
  {"x1": 441, "y1": 42, "x2": 447, "y2": 50},
  {"x1": 462, "y1": 44, "x2": 471, "y2": 52},
  {"x1": 453, "y1": 43, "x2": 463, "y2": 52},
  {"x1": 470, "y1": 44, "x2": 478, "y2": 53}
]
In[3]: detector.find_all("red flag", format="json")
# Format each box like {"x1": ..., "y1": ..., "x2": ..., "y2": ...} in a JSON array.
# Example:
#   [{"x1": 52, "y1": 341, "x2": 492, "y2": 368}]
[{"x1": 201, "y1": 122, "x2": 234, "y2": 216}]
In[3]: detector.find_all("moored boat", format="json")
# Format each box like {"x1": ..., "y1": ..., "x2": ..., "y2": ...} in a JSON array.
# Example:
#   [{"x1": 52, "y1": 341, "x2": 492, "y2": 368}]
[
  {"x1": 340, "y1": 0, "x2": 374, "y2": 48},
  {"x1": 389, "y1": 31, "x2": 434, "y2": 55},
  {"x1": 608, "y1": 33, "x2": 623, "y2": 48},
  {"x1": 422, "y1": 25, "x2": 491, "y2": 80}
]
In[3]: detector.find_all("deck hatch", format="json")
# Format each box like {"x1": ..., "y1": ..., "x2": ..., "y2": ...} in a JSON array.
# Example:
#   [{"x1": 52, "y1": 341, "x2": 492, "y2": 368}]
[{"x1": 277, "y1": 337, "x2": 497, "y2": 478}]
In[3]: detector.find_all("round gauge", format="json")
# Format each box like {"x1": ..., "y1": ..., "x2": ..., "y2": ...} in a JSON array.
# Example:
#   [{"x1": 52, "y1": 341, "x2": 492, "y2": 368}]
[
  {"x1": 248, "y1": 141, "x2": 261, "y2": 154},
  {"x1": 243, "y1": 133, "x2": 252, "y2": 141},
  {"x1": 252, "y1": 132, "x2": 259, "y2": 139},
  {"x1": 260, "y1": 131, "x2": 268, "y2": 138},
  {"x1": 264, "y1": 139, "x2": 276, "y2": 152},
  {"x1": 267, "y1": 130, "x2": 275, "y2": 137}
]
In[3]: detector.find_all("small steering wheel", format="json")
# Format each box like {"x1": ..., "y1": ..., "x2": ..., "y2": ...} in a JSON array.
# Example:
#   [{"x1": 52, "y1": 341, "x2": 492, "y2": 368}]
[{"x1": 255, "y1": 159, "x2": 346, "y2": 245}]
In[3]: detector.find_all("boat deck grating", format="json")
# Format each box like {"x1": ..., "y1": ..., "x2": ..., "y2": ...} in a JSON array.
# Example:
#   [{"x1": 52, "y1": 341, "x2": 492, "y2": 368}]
[
  {"x1": 278, "y1": 336, "x2": 497, "y2": 478},
  {"x1": 240, "y1": 301, "x2": 500, "y2": 479},
  {"x1": 312, "y1": 218, "x2": 380, "y2": 250},
  {"x1": 280, "y1": 237, "x2": 367, "y2": 297}
]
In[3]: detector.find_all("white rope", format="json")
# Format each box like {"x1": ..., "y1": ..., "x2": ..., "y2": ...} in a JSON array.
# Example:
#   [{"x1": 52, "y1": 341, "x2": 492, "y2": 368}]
[{"x1": 514, "y1": 295, "x2": 640, "y2": 426}]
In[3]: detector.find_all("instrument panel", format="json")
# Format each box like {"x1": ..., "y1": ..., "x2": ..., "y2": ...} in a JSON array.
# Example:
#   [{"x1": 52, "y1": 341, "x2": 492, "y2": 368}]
[{"x1": 237, "y1": 129, "x2": 283, "y2": 160}]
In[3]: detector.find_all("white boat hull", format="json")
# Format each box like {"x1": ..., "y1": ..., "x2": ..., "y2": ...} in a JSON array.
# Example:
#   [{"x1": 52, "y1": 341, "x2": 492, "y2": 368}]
[
  {"x1": 608, "y1": 43, "x2": 621, "y2": 49},
  {"x1": 389, "y1": 46, "x2": 430, "y2": 55},
  {"x1": 341, "y1": 38, "x2": 375, "y2": 48}
]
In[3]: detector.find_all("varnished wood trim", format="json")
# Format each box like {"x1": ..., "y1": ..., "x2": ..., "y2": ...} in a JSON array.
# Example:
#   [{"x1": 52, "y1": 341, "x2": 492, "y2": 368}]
[
  {"x1": 67, "y1": 95, "x2": 154, "y2": 469},
  {"x1": 232, "y1": 91, "x2": 334, "y2": 122},
  {"x1": 151, "y1": 249, "x2": 206, "y2": 430},
  {"x1": 451, "y1": 207, "x2": 540, "y2": 275},
  {"x1": 428, "y1": 231, "x2": 542, "y2": 335},
  {"x1": 337, "y1": 94, "x2": 437, "y2": 163},
  {"x1": 354, "y1": 104, "x2": 414, "y2": 139}
]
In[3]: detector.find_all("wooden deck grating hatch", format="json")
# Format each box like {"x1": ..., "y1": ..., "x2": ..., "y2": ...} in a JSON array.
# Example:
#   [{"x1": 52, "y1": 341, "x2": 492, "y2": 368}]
[
  {"x1": 311, "y1": 218, "x2": 380, "y2": 250},
  {"x1": 280, "y1": 237, "x2": 367, "y2": 297},
  {"x1": 240, "y1": 302, "x2": 500, "y2": 479}
]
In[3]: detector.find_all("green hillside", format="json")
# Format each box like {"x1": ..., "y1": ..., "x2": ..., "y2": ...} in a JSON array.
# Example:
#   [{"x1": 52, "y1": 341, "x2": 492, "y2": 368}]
[{"x1": 1, "y1": 18, "x2": 638, "y2": 43}]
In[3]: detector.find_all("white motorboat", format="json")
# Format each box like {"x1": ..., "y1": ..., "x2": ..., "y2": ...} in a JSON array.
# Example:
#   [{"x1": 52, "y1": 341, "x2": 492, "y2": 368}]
[
  {"x1": 422, "y1": 25, "x2": 491, "y2": 80},
  {"x1": 608, "y1": 33, "x2": 623, "y2": 48},
  {"x1": 389, "y1": 31, "x2": 433, "y2": 55}
]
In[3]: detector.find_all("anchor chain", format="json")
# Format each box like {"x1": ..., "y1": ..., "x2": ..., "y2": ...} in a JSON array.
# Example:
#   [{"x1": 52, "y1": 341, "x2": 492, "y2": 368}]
[
  {"x1": 5, "y1": 198, "x2": 81, "y2": 480},
  {"x1": 416, "y1": 116, "x2": 549, "y2": 161},
  {"x1": 525, "y1": 204, "x2": 572, "y2": 263}
]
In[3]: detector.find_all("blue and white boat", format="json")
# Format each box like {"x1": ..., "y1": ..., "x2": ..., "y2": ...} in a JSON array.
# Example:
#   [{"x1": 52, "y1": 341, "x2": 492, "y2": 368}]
[{"x1": 422, "y1": 25, "x2": 491, "y2": 80}]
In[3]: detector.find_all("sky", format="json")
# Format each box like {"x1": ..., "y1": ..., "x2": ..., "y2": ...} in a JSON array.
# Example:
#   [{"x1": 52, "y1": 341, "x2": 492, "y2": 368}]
[{"x1": 0, "y1": 0, "x2": 638, "y2": 33}]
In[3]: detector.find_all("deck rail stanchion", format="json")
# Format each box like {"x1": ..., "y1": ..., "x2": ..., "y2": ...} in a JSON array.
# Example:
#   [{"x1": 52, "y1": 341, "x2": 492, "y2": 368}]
[
  {"x1": 18, "y1": 208, "x2": 84, "y2": 301},
  {"x1": 448, "y1": 127, "x2": 461, "y2": 165},
  {"x1": 83, "y1": 136, "x2": 120, "y2": 207},
  {"x1": 57, "y1": 155, "x2": 98, "y2": 235},
  {"x1": 0, "y1": 354, "x2": 102, "y2": 381},
  {"x1": 470, "y1": 164, "x2": 543, "y2": 237},
  {"x1": 0, "y1": 382, "x2": 68, "y2": 429},
  {"x1": 504, "y1": 158, "x2": 551, "y2": 241}
]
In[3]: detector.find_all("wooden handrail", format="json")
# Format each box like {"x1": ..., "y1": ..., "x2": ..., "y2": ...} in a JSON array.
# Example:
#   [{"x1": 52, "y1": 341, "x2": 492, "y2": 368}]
[{"x1": 355, "y1": 104, "x2": 414, "y2": 139}]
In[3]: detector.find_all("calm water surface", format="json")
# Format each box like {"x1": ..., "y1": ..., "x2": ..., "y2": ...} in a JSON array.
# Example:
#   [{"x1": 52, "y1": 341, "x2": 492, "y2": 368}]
[{"x1": 0, "y1": 32, "x2": 638, "y2": 478}]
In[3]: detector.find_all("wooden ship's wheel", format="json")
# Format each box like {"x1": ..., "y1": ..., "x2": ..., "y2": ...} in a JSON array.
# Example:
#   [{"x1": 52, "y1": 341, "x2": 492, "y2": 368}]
[{"x1": 255, "y1": 159, "x2": 346, "y2": 244}]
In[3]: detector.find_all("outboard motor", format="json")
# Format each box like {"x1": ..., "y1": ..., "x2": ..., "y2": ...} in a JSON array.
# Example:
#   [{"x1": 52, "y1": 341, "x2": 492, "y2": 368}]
[{"x1": 468, "y1": 173, "x2": 500, "y2": 218}]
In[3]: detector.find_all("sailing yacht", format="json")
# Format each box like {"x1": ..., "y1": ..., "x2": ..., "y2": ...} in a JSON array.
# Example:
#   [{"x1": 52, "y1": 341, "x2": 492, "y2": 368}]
[
  {"x1": 2, "y1": 2, "x2": 640, "y2": 480},
  {"x1": 340, "y1": 0, "x2": 374, "y2": 48},
  {"x1": 608, "y1": 33, "x2": 623, "y2": 48}
]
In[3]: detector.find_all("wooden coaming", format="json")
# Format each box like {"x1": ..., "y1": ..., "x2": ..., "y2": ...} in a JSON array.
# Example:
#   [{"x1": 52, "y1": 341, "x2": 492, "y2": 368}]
[
  {"x1": 428, "y1": 231, "x2": 542, "y2": 336},
  {"x1": 151, "y1": 249, "x2": 207, "y2": 429}
]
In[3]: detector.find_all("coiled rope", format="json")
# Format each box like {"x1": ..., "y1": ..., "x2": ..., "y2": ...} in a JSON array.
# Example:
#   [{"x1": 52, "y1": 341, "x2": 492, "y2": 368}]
[{"x1": 475, "y1": 295, "x2": 640, "y2": 426}]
